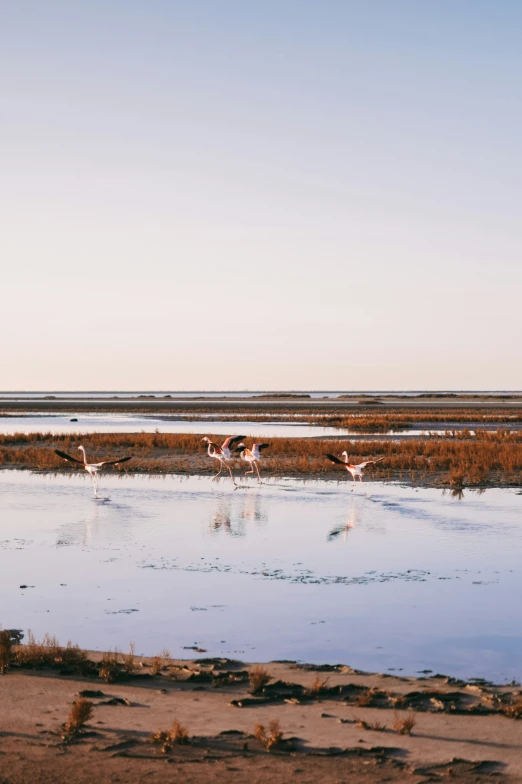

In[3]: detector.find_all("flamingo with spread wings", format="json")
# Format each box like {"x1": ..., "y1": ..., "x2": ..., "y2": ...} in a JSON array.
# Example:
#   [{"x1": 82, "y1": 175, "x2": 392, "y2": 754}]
[
  {"x1": 54, "y1": 445, "x2": 132, "y2": 496},
  {"x1": 235, "y1": 442, "x2": 269, "y2": 482},
  {"x1": 202, "y1": 435, "x2": 245, "y2": 484},
  {"x1": 326, "y1": 452, "x2": 385, "y2": 490}
]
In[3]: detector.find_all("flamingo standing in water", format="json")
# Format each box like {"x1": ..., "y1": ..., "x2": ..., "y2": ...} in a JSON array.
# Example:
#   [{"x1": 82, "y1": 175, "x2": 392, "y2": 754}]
[
  {"x1": 235, "y1": 442, "x2": 269, "y2": 482},
  {"x1": 202, "y1": 435, "x2": 245, "y2": 484},
  {"x1": 54, "y1": 446, "x2": 132, "y2": 496},
  {"x1": 326, "y1": 452, "x2": 385, "y2": 490}
]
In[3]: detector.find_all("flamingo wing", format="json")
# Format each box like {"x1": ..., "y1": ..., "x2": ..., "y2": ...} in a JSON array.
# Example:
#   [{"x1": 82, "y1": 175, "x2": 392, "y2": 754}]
[
  {"x1": 255, "y1": 443, "x2": 270, "y2": 452},
  {"x1": 325, "y1": 453, "x2": 347, "y2": 465},
  {"x1": 54, "y1": 449, "x2": 85, "y2": 465},
  {"x1": 98, "y1": 456, "x2": 133, "y2": 467},
  {"x1": 222, "y1": 435, "x2": 246, "y2": 450},
  {"x1": 357, "y1": 457, "x2": 385, "y2": 469}
]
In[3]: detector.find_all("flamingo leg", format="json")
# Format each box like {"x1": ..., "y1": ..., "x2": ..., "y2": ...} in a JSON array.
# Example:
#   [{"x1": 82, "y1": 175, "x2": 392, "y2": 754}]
[
  {"x1": 245, "y1": 461, "x2": 255, "y2": 475},
  {"x1": 212, "y1": 460, "x2": 224, "y2": 481},
  {"x1": 254, "y1": 461, "x2": 261, "y2": 482},
  {"x1": 224, "y1": 461, "x2": 237, "y2": 485}
]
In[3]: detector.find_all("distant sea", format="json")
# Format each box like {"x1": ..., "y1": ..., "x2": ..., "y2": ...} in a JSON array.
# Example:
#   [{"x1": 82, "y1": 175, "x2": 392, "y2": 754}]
[{"x1": 0, "y1": 391, "x2": 520, "y2": 400}]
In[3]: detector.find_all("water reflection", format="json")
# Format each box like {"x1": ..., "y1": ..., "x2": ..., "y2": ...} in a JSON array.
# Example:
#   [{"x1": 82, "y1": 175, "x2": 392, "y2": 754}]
[
  {"x1": 2, "y1": 471, "x2": 522, "y2": 681},
  {"x1": 209, "y1": 496, "x2": 241, "y2": 536},
  {"x1": 327, "y1": 497, "x2": 360, "y2": 541},
  {"x1": 55, "y1": 499, "x2": 142, "y2": 547},
  {"x1": 238, "y1": 492, "x2": 267, "y2": 524},
  {"x1": 441, "y1": 487, "x2": 487, "y2": 501},
  {"x1": 208, "y1": 491, "x2": 267, "y2": 536}
]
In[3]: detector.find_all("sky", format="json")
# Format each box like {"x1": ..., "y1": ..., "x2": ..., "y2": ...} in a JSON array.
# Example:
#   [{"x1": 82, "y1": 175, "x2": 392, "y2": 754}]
[{"x1": 1, "y1": 0, "x2": 521, "y2": 390}]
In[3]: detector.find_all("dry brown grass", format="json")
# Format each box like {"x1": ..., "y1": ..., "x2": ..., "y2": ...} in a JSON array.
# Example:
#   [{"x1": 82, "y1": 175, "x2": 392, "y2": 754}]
[
  {"x1": 392, "y1": 710, "x2": 416, "y2": 735},
  {"x1": 253, "y1": 719, "x2": 284, "y2": 750},
  {"x1": 356, "y1": 688, "x2": 385, "y2": 707},
  {"x1": 0, "y1": 630, "x2": 12, "y2": 674},
  {"x1": 149, "y1": 720, "x2": 190, "y2": 752},
  {"x1": 63, "y1": 698, "x2": 93, "y2": 737},
  {"x1": 249, "y1": 665, "x2": 272, "y2": 694},
  {"x1": 308, "y1": 675, "x2": 330, "y2": 696},
  {"x1": 355, "y1": 717, "x2": 387, "y2": 732},
  {"x1": 13, "y1": 631, "x2": 89, "y2": 672},
  {"x1": 122, "y1": 642, "x2": 137, "y2": 674},
  {"x1": 99, "y1": 649, "x2": 121, "y2": 683},
  {"x1": 150, "y1": 648, "x2": 171, "y2": 676},
  {"x1": 323, "y1": 410, "x2": 522, "y2": 431},
  {"x1": 0, "y1": 424, "x2": 520, "y2": 486},
  {"x1": 503, "y1": 698, "x2": 522, "y2": 719}
]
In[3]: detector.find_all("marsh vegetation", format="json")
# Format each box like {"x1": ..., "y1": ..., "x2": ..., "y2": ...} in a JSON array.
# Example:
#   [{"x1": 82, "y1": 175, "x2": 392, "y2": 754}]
[{"x1": 0, "y1": 427, "x2": 520, "y2": 486}]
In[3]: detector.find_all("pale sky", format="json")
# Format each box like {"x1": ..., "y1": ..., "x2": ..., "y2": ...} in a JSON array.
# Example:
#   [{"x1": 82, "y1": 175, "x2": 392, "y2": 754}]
[{"x1": 1, "y1": 0, "x2": 521, "y2": 390}]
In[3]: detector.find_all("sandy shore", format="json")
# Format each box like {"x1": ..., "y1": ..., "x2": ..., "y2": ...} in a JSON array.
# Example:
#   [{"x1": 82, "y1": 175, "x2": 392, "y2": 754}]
[{"x1": 1, "y1": 653, "x2": 521, "y2": 783}]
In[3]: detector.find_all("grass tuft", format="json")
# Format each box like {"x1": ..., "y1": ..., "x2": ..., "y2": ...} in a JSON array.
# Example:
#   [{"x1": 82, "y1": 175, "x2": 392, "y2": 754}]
[
  {"x1": 150, "y1": 648, "x2": 171, "y2": 676},
  {"x1": 149, "y1": 720, "x2": 190, "y2": 753},
  {"x1": 308, "y1": 675, "x2": 330, "y2": 696},
  {"x1": 0, "y1": 630, "x2": 12, "y2": 674},
  {"x1": 249, "y1": 665, "x2": 271, "y2": 694},
  {"x1": 356, "y1": 687, "x2": 384, "y2": 707},
  {"x1": 503, "y1": 698, "x2": 522, "y2": 719},
  {"x1": 253, "y1": 719, "x2": 284, "y2": 750},
  {"x1": 63, "y1": 698, "x2": 93, "y2": 737},
  {"x1": 122, "y1": 642, "x2": 137, "y2": 674},
  {"x1": 99, "y1": 649, "x2": 121, "y2": 683},
  {"x1": 354, "y1": 716, "x2": 387, "y2": 732},
  {"x1": 392, "y1": 710, "x2": 416, "y2": 735}
]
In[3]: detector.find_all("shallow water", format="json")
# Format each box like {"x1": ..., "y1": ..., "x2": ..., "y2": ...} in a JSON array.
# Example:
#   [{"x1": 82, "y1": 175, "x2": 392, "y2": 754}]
[
  {"x1": 0, "y1": 413, "x2": 341, "y2": 438},
  {"x1": 1, "y1": 471, "x2": 521, "y2": 682},
  {"x1": 1, "y1": 414, "x2": 512, "y2": 441}
]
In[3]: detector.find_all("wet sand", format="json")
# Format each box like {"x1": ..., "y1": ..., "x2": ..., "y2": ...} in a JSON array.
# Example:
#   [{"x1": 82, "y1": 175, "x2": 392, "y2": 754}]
[{"x1": 1, "y1": 655, "x2": 521, "y2": 783}]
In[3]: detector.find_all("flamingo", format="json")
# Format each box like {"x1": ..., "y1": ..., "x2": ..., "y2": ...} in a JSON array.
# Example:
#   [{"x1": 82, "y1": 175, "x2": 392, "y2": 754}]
[
  {"x1": 54, "y1": 445, "x2": 132, "y2": 496},
  {"x1": 202, "y1": 435, "x2": 245, "y2": 484},
  {"x1": 235, "y1": 442, "x2": 269, "y2": 482},
  {"x1": 326, "y1": 451, "x2": 385, "y2": 490}
]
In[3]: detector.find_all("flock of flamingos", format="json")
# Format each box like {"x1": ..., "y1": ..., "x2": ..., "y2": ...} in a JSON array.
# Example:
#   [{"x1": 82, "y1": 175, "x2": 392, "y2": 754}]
[{"x1": 54, "y1": 435, "x2": 385, "y2": 496}]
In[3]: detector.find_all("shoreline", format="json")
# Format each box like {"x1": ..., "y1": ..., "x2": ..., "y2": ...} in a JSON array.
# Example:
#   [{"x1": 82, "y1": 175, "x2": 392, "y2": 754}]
[
  {"x1": 1, "y1": 464, "x2": 521, "y2": 491},
  {"x1": 1, "y1": 639, "x2": 521, "y2": 782}
]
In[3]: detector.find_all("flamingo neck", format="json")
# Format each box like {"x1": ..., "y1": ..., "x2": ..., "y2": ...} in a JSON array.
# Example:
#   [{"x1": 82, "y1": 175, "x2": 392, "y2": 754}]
[{"x1": 79, "y1": 446, "x2": 87, "y2": 464}]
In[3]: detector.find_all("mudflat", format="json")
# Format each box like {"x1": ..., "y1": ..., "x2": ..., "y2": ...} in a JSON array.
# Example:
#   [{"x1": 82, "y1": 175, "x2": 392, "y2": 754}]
[
  {"x1": 1, "y1": 656, "x2": 521, "y2": 783},
  {"x1": 1, "y1": 395, "x2": 522, "y2": 413}
]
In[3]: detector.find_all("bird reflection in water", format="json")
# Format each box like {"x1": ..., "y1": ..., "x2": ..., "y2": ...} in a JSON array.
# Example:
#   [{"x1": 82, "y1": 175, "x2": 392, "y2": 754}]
[
  {"x1": 209, "y1": 496, "x2": 244, "y2": 537},
  {"x1": 209, "y1": 492, "x2": 266, "y2": 536},
  {"x1": 55, "y1": 500, "x2": 135, "y2": 548},
  {"x1": 238, "y1": 492, "x2": 267, "y2": 525},
  {"x1": 442, "y1": 488, "x2": 466, "y2": 500},
  {"x1": 327, "y1": 496, "x2": 365, "y2": 542},
  {"x1": 56, "y1": 503, "x2": 104, "y2": 548}
]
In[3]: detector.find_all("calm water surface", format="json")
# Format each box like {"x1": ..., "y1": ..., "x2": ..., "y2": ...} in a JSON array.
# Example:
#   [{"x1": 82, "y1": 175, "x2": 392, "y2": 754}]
[
  {"x1": 0, "y1": 413, "x2": 340, "y2": 438},
  {"x1": 3, "y1": 414, "x2": 509, "y2": 440},
  {"x1": 1, "y1": 390, "x2": 520, "y2": 399},
  {"x1": 1, "y1": 471, "x2": 520, "y2": 682}
]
